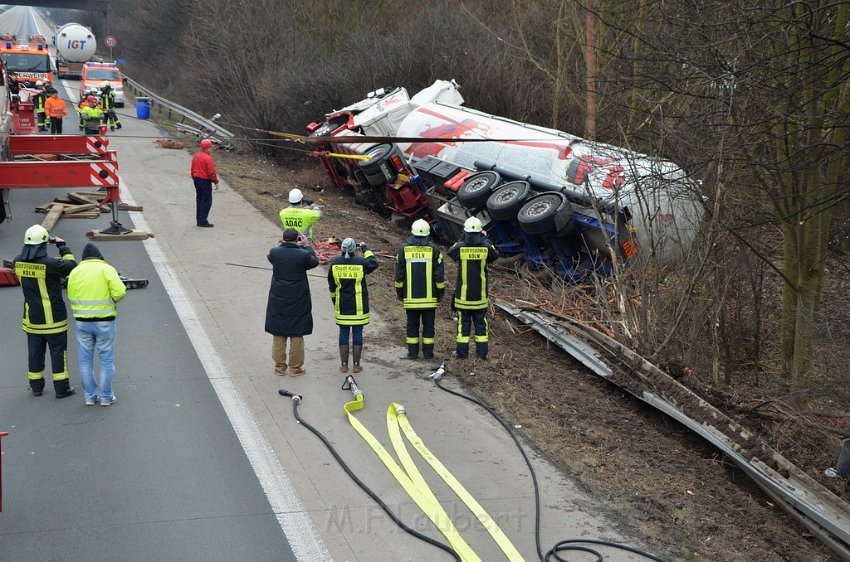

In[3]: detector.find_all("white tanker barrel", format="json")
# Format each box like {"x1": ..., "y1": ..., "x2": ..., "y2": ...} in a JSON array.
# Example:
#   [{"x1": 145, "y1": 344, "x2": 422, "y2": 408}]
[
  {"x1": 395, "y1": 103, "x2": 704, "y2": 264},
  {"x1": 54, "y1": 23, "x2": 96, "y2": 63}
]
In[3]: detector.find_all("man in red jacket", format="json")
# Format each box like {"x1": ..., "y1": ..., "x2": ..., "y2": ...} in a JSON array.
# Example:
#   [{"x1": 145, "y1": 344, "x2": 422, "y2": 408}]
[{"x1": 190, "y1": 138, "x2": 219, "y2": 227}]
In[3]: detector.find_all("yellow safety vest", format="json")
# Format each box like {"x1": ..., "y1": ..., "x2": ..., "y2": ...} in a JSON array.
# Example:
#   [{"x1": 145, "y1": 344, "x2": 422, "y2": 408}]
[
  {"x1": 279, "y1": 205, "x2": 321, "y2": 239},
  {"x1": 67, "y1": 259, "x2": 126, "y2": 320}
]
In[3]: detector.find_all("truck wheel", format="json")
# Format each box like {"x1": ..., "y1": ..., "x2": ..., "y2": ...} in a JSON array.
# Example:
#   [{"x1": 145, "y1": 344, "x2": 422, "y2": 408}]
[
  {"x1": 518, "y1": 193, "x2": 571, "y2": 235},
  {"x1": 457, "y1": 171, "x2": 501, "y2": 210},
  {"x1": 486, "y1": 181, "x2": 531, "y2": 221},
  {"x1": 359, "y1": 144, "x2": 395, "y2": 186}
]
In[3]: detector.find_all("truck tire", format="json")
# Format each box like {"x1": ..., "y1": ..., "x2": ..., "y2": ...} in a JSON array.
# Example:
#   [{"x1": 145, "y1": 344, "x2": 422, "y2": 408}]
[
  {"x1": 518, "y1": 193, "x2": 572, "y2": 235},
  {"x1": 486, "y1": 181, "x2": 531, "y2": 221},
  {"x1": 457, "y1": 171, "x2": 501, "y2": 210},
  {"x1": 359, "y1": 144, "x2": 395, "y2": 187}
]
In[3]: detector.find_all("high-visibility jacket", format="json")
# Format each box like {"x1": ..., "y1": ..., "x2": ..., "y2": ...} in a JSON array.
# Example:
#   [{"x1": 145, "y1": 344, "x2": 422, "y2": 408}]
[
  {"x1": 14, "y1": 245, "x2": 77, "y2": 334},
  {"x1": 448, "y1": 236, "x2": 499, "y2": 310},
  {"x1": 45, "y1": 95, "x2": 68, "y2": 118},
  {"x1": 328, "y1": 249, "x2": 379, "y2": 325},
  {"x1": 78, "y1": 104, "x2": 104, "y2": 127},
  {"x1": 67, "y1": 258, "x2": 126, "y2": 321},
  {"x1": 394, "y1": 235, "x2": 445, "y2": 309},
  {"x1": 279, "y1": 204, "x2": 322, "y2": 240},
  {"x1": 34, "y1": 90, "x2": 46, "y2": 114},
  {"x1": 100, "y1": 88, "x2": 116, "y2": 111}
]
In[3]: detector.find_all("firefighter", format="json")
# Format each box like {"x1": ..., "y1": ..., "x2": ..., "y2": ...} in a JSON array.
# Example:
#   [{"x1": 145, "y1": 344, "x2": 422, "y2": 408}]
[
  {"x1": 447, "y1": 216, "x2": 499, "y2": 360},
  {"x1": 328, "y1": 238, "x2": 379, "y2": 373},
  {"x1": 99, "y1": 81, "x2": 121, "y2": 130},
  {"x1": 43, "y1": 79, "x2": 57, "y2": 94},
  {"x1": 13, "y1": 225, "x2": 77, "y2": 398},
  {"x1": 279, "y1": 188, "x2": 322, "y2": 242},
  {"x1": 34, "y1": 79, "x2": 46, "y2": 131},
  {"x1": 78, "y1": 95, "x2": 104, "y2": 135},
  {"x1": 394, "y1": 219, "x2": 445, "y2": 359},
  {"x1": 77, "y1": 88, "x2": 98, "y2": 130},
  {"x1": 44, "y1": 91, "x2": 69, "y2": 134}
]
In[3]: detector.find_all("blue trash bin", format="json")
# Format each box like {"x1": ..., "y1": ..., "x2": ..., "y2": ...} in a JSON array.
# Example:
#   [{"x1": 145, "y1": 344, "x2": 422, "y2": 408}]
[{"x1": 136, "y1": 97, "x2": 151, "y2": 119}]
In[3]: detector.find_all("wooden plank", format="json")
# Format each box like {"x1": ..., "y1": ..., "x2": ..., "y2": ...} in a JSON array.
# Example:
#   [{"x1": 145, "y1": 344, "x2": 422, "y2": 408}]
[
  {"x1": 41, "y1": 204, "x2": 64, "y2": 231},
  {"x1": 62, "y1": 203, "x2": 98, "y2": 215},
  {"x1": 68, "y1": 192, "x2": 109, "y2": 212},
  {"x1": 118, "y1": 203, "x2": 143, "y2": 212},
  {"x1": 86, "y1": 229, "x2": 154, "y2": 241},
  {"x1": 58, "y1": 212, "x2": 100, "y2": 219}
]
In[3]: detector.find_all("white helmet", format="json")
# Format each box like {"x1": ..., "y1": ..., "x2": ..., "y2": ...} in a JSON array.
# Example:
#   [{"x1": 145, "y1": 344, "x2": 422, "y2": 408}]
[
  {"x1": 411, "y1": 219, "x2": 430, "y2": 237},
  {"x1": 101, "y1": 81, "x2": 109, "y2": 88},
  {"x1": 24, "y1": 224, "x2": 49, "y2": 245},
  {"x1": 464, "y1": 216, "x2": 483, "y2": 233},
  {"x1": 35, "y1": 80, "x2": 43, "y2": 87},
  {"x1": 288, "y1": 188, "x2": 303, "y2": 204}
]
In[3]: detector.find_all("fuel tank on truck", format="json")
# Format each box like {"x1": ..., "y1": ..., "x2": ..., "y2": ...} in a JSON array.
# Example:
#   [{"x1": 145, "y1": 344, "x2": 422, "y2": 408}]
[
  {"x1": 54, "y1": 23, "x2": 96, "y2": 63},
  {"x1": 390, "y1": 92, "x2": 704, "y2": 265}
]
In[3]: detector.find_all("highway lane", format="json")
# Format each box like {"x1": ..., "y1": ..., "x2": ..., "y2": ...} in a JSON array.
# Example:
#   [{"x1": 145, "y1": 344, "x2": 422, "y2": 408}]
[{"x1": 0, "y1": 173, "x2": 298, "y2": 561}]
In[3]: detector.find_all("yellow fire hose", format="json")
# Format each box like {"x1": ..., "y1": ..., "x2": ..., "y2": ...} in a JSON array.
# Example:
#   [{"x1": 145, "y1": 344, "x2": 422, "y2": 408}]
[{"x1": 343, "y1": 378, "x2": 524, "y2": 562}]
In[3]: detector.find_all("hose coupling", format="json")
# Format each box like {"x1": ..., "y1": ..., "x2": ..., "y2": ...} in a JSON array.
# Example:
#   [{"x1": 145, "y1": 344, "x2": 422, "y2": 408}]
[
  {"x1": 429, "y1": 362, "x2": 446, "y2": 381},
  {"x1": 395, "y1": 405, "x2": 406, "y2": 415}
]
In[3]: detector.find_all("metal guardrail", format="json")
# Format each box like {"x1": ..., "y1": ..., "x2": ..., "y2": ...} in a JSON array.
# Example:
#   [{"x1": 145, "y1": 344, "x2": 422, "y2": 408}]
[
  {"x1": 123, "y1": 75, "x2": 235, "y2": 144},
  {"x1": 495, "y1": 299, "x2": 850, "y2": 561}
]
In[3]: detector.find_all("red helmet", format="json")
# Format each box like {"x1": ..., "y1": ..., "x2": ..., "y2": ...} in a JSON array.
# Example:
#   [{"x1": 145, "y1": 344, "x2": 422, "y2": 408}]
[
  {"x1": 86, "y1": 95, "x2": 97, "y2": 103},
  {"x1": 199, "y1": 139, "x2": 214, "y2": 149}
]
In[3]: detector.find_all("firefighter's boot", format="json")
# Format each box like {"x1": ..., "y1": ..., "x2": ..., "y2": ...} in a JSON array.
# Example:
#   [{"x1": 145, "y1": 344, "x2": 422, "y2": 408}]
[
  {"x1": 339, "y1": 345, "x2": 349, "y2": 373},
  {"x1": 53, "y1": 378, "x2": 76, "y2": 399},
  {"x1": 352, "y1": 345, "x2": 363, "y2": 374},
  {"x1": 406, "y1": 343, "x2": 419, "y2": 360},
  {"x1": 30, "y1": 376, "x2": 45, "y2": 397}
]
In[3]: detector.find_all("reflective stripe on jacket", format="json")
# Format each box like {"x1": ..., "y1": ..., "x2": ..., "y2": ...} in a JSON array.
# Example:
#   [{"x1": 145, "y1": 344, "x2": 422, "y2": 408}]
[
  {"x1": 448, "y1": 238, "x2": 498, "y2": 310},
  {"x1": 14, "y1": 247, "x2": 77, "y2": 334},
  {"x1": 394, "y1": 236, "x2": 445, "y2": 309},
  {"x1": 45, "y1": 96, "x2": 68, "y2": 118},
  {"x1": 328, "y1": 250, "x2": 379, "y2": 325},
  {"x1": 67, "y1": 259, "x2": 126, "y2": 320}
]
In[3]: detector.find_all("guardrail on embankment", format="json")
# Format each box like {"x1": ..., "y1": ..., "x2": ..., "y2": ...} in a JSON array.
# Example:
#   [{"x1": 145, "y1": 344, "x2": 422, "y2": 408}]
[{"x1": 123, "y1": 76, "x2": 235, "y2": 145}]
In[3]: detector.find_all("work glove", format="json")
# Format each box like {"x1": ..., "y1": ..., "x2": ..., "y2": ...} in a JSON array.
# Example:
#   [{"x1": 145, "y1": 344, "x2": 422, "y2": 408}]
[{"x1": 49, "y1": 236, "x2": 66, "y2": 247}]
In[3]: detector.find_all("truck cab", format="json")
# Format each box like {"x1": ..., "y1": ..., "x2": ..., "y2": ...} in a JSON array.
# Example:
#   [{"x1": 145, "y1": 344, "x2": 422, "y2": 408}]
[{"x1": 0, "y1": 34, "x2": 52, "y2": 88}]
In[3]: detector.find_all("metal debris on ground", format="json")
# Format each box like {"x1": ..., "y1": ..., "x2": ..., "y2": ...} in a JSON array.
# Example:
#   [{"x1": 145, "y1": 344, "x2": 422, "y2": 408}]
[{"x1": 154, "y1": 139, "x2": 184, "y2": 149}]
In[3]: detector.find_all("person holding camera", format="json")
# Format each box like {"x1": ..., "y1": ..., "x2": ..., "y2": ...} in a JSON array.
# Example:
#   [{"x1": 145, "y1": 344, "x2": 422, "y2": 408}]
[
  {"x1": 279, "y1": 188, "x2": 322, "y2": 243},
  {"x1": 265, "y1": 228, "x2": 319, "y2": 376},
  {"x1": 13, "y1": 225, "x2": 78, "y2": 398},
  {"x1": 328, "y1": 238, "x2": 379, "y2": 373}
]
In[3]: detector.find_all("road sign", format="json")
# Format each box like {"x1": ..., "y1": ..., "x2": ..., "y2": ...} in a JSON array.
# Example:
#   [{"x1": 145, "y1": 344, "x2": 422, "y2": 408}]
[{"x1": 104, "y1": 35, "x2": 118, "y2": 48}]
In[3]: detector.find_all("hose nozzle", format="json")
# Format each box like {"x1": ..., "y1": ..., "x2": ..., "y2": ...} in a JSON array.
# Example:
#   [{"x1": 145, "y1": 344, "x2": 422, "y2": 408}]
[
  {"x1": 344, "y1": 375, "x2": 362, "y2": 398},
  {"x1": 278, "y1": 389, "x2": 302, "y2": 403},
  {"x1": 429, "y1": 362, "x2": 446, "y2": 381}
]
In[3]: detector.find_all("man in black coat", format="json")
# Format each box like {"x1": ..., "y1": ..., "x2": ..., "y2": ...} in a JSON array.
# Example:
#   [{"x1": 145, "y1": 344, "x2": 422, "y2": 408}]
[{"x1": 265, "y1": 228, "x2": 319, "y2": 376}]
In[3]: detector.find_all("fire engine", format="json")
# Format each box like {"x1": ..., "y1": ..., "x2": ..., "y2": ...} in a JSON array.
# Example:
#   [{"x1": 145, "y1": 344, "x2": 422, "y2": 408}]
[
  {"x1": 0, "y1": 34, "x2": 53, "y2": 88},
  {"x1": 307, "y1": 80, "x2": 704, "y2": 281}
]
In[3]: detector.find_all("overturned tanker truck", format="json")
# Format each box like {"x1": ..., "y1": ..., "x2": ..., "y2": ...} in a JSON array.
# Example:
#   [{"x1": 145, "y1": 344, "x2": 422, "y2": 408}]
[{"x1": 307, "y1": 80, "x2": 704, "y2": 281}]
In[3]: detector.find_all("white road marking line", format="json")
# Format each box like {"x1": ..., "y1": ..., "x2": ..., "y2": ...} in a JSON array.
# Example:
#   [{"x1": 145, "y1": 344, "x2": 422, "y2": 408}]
[{"x1": 119, "y1": 178, "x2": 331, "y2": 562}]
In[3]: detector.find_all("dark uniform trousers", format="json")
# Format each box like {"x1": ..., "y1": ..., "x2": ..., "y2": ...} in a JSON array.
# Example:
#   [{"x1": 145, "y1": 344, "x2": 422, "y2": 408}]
[
  {"x1": 406, "y1": 309, "x2": 436, "y2": 358},
  {"x1": 193, "y1": 178, "x2": 213, "y2": 225},
  {"x1": 27, "y1": 332, "x2": 69, "y2": 393},
  {"x1": 456, "y1": 309, "x2": 488, "y2": 359}
]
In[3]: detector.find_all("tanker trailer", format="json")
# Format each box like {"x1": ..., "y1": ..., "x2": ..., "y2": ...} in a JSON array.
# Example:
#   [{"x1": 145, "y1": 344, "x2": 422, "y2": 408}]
[
  {"x1": 309, "y1": 81, "x2": 704, "y2": 275},
  {"x1": 53, "y1": 23, "x2": 95, "y2": 79}
]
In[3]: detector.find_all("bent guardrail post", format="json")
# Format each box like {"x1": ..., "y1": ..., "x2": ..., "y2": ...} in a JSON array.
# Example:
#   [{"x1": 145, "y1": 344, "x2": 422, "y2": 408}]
[{"x1": 122, "y1": 75, "x2": 235, "y2": 147}]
